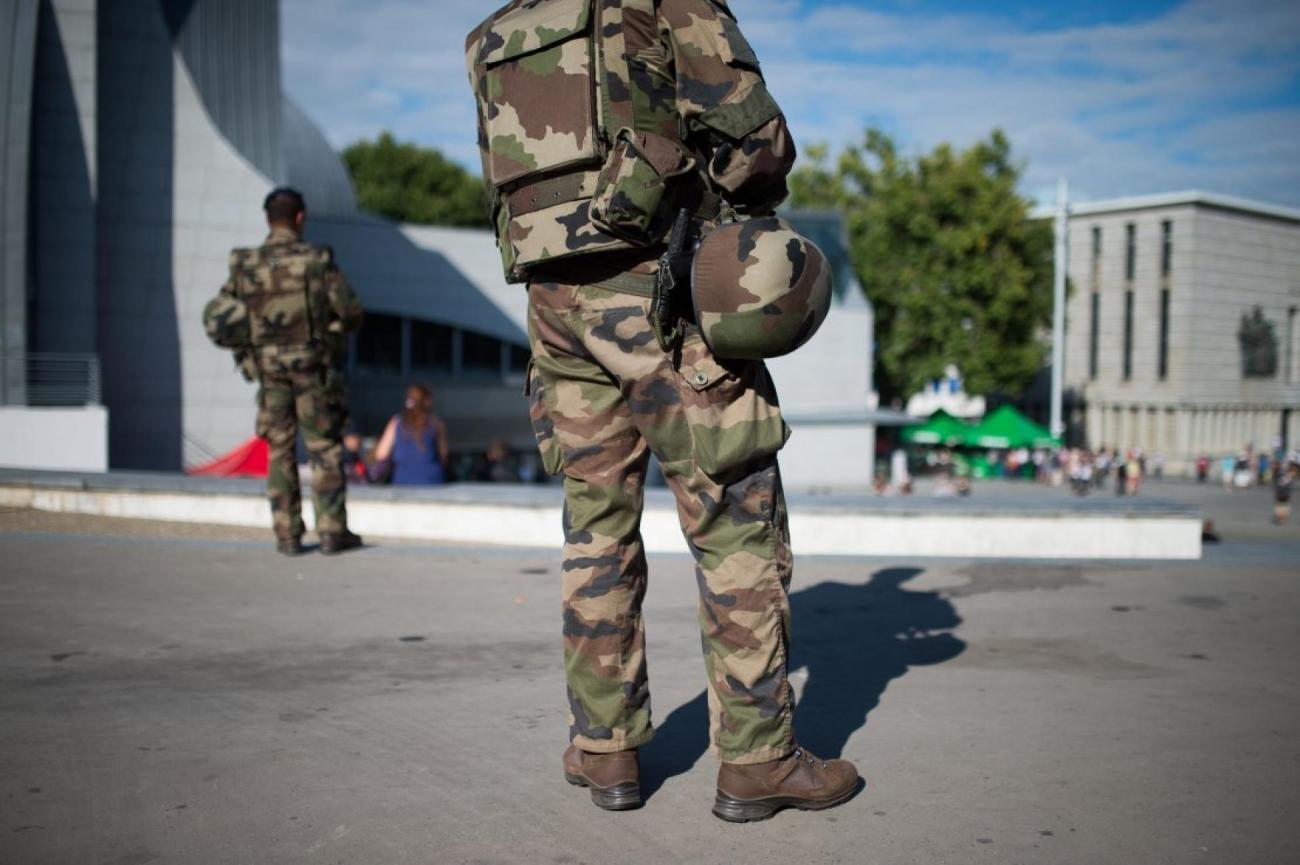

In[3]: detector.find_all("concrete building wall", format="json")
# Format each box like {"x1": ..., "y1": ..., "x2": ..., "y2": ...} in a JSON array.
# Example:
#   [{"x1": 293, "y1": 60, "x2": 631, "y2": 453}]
[
  {"x1": 1186, "y1": 209, "x2": 1300, "y2": 404},
  {"x1": 172, "y1": 48, "x2": 279, "y2": 466},
  {"x1": 0, "y1": 405, "x2": 107, "y2": 470},
  {"x1": 97, "y1": 0, "x2": 185, "y2": 469},
  {"x1": 166, "y1": 0, "x2": 283, "y2": 183},
  {"x1": 30, "y1": 0, "x2": 97, "y2": 355},
  {"x1": 96, "y1": 0, "x2": 288, "y2": 468},
  {"x1": 1065, "y1": 195, "x2": 1300, "y2": 469},
  {"x1": 0, "y1": 0, "x2": 39, "y2": 403},
  {"x1": 768, "y1": 296, "x2": 876, "y2": 489}
]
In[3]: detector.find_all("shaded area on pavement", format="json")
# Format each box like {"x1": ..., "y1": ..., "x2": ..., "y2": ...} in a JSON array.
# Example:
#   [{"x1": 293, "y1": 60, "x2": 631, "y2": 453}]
[{"x1": 640, "y1": 567, "x2": 965, "y2": 799}]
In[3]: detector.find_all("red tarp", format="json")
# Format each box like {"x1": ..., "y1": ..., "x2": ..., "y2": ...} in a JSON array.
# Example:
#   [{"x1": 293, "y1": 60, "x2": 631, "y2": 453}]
[{"x1": 188, "y1": 436, "x2": 269, "y2": 478}]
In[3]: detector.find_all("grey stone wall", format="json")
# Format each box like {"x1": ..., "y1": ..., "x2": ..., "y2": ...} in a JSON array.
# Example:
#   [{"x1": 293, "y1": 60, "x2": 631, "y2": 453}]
[{"x1": 0, "y1": 0, "x2": 38, "y2": 404}]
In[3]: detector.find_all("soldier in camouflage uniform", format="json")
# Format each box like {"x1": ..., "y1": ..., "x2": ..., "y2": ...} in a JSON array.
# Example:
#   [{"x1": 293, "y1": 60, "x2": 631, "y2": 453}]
[
  {"x1": 208, "y1": 188, "x2": 364, "y2": 556},
  {"x1": 467, "y1": 0, "x2": 858, "y2": 821}
]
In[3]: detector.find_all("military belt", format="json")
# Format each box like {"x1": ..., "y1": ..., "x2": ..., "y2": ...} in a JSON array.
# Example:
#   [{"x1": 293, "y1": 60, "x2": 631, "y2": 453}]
[{"x1": 506, "y1": 172, "x2": 591, "y2": 217}]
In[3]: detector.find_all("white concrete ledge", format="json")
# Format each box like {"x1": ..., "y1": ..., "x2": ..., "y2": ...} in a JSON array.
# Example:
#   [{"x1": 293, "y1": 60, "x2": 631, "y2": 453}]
[
  {"x1": 0, "y1": 407, "x2": 108, "y2": 472},
  {"x1": 0, "y1": 474, "x2": 1203, "y2": 560}
]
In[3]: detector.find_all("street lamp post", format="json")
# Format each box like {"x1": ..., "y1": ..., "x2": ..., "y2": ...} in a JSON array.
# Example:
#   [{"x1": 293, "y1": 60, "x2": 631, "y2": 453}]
[{"x1": 1050, "y1": 178, "x2": 1070, "y2": 442}]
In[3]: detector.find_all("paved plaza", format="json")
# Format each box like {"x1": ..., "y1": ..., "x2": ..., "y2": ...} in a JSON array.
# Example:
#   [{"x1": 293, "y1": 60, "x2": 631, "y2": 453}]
[{"x1": 1, "y1": 480, "x2": 1297, "y2": 864}]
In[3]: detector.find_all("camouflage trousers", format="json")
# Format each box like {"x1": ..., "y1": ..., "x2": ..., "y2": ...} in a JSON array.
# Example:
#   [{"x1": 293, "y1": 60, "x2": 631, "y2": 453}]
[
  {"x1": 255, "y1": 348, "x2": 349, "y2": 541},
  {"x1": 527, "y1": 276, "x2": 795, "y2": 765}
]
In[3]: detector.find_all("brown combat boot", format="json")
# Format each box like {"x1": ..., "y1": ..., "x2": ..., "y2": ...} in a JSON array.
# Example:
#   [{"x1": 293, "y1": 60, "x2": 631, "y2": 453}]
[
  {"x1": 319, "y1": 530, "x2": 363, "y2": 556},
  {"x1": 276, "y1": 536, "x2": 303, "y2": 556},
  {"x1": 713, "y1": 746, "x2": 860, "y2": 822},
  {"x1": 562, "y1": 745, "x2": 641, "y2": 811}
]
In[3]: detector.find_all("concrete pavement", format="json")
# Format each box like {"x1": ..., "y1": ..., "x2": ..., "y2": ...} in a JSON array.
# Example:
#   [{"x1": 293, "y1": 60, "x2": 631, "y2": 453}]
[{"x1": 0, "y1": 486, "x2": 1297, "y2": 864}]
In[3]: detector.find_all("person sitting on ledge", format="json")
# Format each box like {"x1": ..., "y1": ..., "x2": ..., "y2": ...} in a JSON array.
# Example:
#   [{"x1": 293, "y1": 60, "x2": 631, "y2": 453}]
[{"x1": 373, "y1": 384, "x2": 449, "y2": 486}]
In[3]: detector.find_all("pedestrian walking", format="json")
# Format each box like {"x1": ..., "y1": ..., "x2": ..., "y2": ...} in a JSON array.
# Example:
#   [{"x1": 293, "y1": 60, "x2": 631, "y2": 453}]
[
  {"x1": 1274, "y1": 460, "x2": 1296, "y2": 525},
  {"x1": 1221, "y1": 454, "x2": 1235, "y2": 490},
  {"x1": 467, "y1": 0, "x2": 856, "y2": 822}
]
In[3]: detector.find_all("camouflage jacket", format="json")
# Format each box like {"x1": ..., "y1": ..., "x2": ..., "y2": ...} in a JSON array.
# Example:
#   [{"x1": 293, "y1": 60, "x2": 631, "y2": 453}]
[
  {"x1": 466, "y1": 0, "x2": 795, "y2": 282},
  {"x1": 219, "y1": 227, "x2": 363, "y2": 370}
]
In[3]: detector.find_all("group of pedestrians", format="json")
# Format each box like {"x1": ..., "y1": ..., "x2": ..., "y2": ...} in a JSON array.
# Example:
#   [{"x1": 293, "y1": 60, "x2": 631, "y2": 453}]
[
  {"x1": 1065, "y1": 447, "x2": 1150, "y2": 497},
  {"x1": 1205, "y1": 446, "x2": 1294, "y2": 492}
]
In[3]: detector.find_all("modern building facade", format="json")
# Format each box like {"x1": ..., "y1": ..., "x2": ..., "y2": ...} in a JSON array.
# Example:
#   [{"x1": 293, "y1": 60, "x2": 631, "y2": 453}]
[
  {"x1": 1, "y1": 0, "x2": 879, "y2": 488},
  {"x1": 1062, "y1": 192, "x2": 1300, "y2": 470}
]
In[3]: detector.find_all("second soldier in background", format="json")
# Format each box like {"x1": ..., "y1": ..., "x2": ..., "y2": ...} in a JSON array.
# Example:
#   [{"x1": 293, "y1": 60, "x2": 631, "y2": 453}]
[
  {"x1": 466, "y1": 0, "x2": 858, "y2": 822},
  {"x1": 205, "y1": 188, "x2": 365, "y2": 556}
]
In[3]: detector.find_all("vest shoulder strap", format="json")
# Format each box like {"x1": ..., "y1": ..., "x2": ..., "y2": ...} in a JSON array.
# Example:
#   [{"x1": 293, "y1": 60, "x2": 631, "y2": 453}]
[{"x1": 598, "y1": 0, "x2": 658, "y2": 137}]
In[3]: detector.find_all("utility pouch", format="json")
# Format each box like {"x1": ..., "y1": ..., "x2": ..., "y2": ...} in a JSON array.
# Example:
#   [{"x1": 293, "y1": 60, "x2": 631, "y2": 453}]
[{"x1": 590, "y1": 129, "x2": 697, "y2": 244}]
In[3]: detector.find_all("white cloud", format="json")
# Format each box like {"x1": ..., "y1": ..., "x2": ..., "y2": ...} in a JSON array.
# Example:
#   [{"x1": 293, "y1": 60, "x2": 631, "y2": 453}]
[{"x1": 281, "y1": 0, "x2": 1300, "y2": 207}]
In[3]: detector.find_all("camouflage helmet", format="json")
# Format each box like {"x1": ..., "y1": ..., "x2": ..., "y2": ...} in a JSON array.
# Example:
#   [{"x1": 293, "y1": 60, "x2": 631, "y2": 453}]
[
  {"x1": 691, "y1": 217, "x2": 833, "y2": 360},
  {"x1": 203, "y1": 293, "x2": 251, "y2": 349}
]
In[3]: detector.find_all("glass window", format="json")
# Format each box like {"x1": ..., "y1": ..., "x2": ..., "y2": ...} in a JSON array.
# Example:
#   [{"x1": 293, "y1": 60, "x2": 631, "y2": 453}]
[
  {"x1": 411, "y1": 319, "x2": 454, "y2": 373},
  {"x1": 355, "y1": 312, "x2": 402, "y2": 373},
  {"x1": 1123, "y1": 290, "x2": 1134, "y2": 380},
  {"x1": 1090, "y1": 226, "x2": 1102, "y2": 290},
  {"x1": 1125, "y1": 223, "x2": 1136, "y2": 282},
  {"x1": 508, "y1": 344, "x2": 530, "y2": 373},
  {"x1": 1089, "y1": 293, "x2": 1100, "y2": 381},
  {"x1": 461, "y1": 329, "x2": 502, "y2": 374},
  {"x1": 1161, "y1": 220, "x2": 1173, "y2": 278},
  {"x1": 1158, "y1": 289, "x2": 1170, "y2": 380},
  {"x1": 1287, "y1": 307, "x2": 1297, "y2": 384}
]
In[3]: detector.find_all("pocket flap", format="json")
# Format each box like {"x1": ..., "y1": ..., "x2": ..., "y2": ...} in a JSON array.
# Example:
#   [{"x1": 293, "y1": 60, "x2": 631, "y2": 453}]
[
  {"x1": 480, "y1": 0, "x2": 593, "y2": 65},
  {"x1": 679, "y1": 341, "x2": 735, "y2": 392}
]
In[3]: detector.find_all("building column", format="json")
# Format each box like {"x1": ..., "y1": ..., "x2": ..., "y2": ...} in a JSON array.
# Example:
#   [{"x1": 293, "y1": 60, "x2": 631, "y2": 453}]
[{"x1": 1176, "y1": 408, "x2": 1189, "y2": 463}]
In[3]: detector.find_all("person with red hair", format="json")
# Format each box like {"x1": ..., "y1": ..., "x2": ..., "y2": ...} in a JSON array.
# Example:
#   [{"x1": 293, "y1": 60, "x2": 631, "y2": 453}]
[{"x1": 373, "y1": 384, "x2": 449, "y2": 485}]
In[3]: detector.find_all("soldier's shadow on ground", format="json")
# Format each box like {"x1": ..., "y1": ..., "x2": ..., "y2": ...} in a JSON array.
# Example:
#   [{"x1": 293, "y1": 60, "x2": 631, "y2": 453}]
[{"x1": 639, "y1": 567, "x2": 966, "y2": 800}]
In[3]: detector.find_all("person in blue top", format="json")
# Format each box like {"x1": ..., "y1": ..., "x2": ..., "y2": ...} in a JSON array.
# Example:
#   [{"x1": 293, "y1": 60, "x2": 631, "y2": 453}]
[{"x1": 373, "y1": 383, "x2": 449, "y2": 485}]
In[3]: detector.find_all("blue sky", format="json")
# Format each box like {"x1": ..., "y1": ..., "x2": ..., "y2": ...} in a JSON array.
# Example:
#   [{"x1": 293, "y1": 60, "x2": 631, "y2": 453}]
[{"x1": 281, "y1": 0, "x2": 1300, "y2": 207}]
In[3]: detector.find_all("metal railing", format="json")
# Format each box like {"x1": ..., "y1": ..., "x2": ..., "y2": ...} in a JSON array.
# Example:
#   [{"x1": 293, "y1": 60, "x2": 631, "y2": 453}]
[
  {"x1": 183, "y1": 432, "x2": 221, "y2": 468},
  {"x1": 1, "y1": 352, "x2": 102, "y2": 407}
]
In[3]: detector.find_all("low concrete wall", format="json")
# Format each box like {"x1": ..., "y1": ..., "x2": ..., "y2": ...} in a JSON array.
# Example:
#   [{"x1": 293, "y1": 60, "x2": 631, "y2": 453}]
[
  {"x1": 779, "y1": 421, "x2": 876, "y2": 491},
  {"x1": 0, "y1": 407, "x2": 109, "y2": 472},
  {"x1": 0, "y1": 473, "x2": 1204, "y2": 560}
]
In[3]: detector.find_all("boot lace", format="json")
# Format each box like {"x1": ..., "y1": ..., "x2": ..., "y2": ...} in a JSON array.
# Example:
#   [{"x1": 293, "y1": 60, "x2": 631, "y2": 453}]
[{"x1": 792, "y1": 746, "x2": 828, "y2": 770}]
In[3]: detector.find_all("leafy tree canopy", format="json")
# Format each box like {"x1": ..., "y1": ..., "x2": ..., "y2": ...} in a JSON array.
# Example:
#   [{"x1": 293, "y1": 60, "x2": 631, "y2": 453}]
[
  {"x1": 342, "y1": 132, "x2": 489, "y2": 228},
  {"x1": 789, "y1": 129, "x2": 1054, "y2": 402}
]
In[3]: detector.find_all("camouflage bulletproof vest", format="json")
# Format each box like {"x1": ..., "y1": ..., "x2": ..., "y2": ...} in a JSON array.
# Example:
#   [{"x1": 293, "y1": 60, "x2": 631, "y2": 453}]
[
  {"x1": 229, "y1": 237, "x2": 331, "y2": 347},
  {"x1": 468, "y1": 0, "x2": 700, "y2": 283}
]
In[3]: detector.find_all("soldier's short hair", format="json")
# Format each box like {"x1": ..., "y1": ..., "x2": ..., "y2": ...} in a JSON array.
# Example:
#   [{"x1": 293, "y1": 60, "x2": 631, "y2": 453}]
[{"x1": 264, "y1": 187, "x2": 306, "y2": 223}]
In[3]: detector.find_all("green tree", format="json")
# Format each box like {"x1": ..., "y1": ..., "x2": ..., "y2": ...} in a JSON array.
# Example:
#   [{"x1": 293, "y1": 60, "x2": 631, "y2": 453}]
[
  {"x1": 342, "y1": 132, "x2": 489, "y2": 228},
  {"x1": 789, "y1": 129, "x2": 1054, "y2": 402}
]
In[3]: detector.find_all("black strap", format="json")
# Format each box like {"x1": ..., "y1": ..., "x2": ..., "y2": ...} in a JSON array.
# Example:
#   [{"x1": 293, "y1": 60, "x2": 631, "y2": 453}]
[{"x1": 506, "y1": 173, "x2": 590, "y2": 217}]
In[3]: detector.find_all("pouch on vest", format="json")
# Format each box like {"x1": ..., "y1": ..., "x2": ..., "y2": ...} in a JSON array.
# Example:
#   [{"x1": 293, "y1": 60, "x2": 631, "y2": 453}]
[
  {"x1": 478, "y1": 1, "x2": 631, "y2": 279},
  {"x1": 590, "y1": 129, "x2": 697, "y2": 245},
  {"x1": 478, "y1": 1, "x2": 599, "y2": 188},
  {"x1": 241, "y1": 253, "x2": 315, "y2": 347}
]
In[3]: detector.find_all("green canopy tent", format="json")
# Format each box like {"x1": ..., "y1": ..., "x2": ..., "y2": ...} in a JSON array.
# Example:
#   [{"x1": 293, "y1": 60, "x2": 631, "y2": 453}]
[
  {"x1": 965, "y1": 405, "x2": 1060, "y2": 449},
  {"x1": 900, "y1": 410, "x2": 972, "y2": 447}
]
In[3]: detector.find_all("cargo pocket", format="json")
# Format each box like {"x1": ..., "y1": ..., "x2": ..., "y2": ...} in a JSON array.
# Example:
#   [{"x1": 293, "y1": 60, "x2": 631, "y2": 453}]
[
  {"x1": 676, "y1": 332, "x2": 790, "y2": 478},
  {"x1": 255, "y1": 387, "x2": 271, "y2": 439},
  {"x1": 590, "y1": 129, "x2": 696, "y2": 244},
  {"x1": 524, "y1": 359, "x2": 566, "y2": 476}
]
